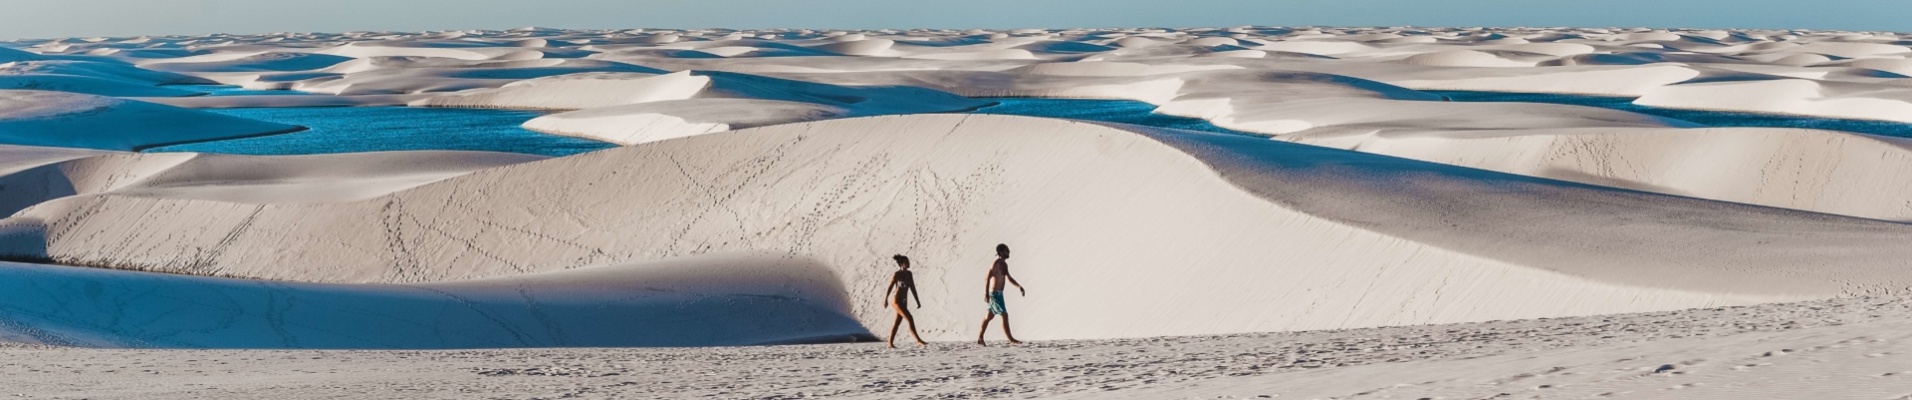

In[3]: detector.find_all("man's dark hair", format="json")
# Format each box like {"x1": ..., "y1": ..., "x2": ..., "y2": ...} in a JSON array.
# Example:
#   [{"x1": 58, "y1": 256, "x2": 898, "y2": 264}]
[
  {"x1": 892, "y1": 254, "x2": 910, "y2": 265},
  {"x1": 995, "y1": 244, "x2": 1009, "y2": 254}
]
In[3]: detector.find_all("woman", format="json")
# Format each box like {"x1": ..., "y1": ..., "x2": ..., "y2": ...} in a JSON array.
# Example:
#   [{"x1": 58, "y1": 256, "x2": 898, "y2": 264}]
[{"x1": 883, "y1": 254, "x2": 928, "y2": 348}]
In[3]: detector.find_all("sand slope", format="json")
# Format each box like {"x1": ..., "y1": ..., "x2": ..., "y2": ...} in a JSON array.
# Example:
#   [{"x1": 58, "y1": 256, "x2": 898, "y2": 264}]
[
  {"x1": 0, "y1": 254, "x2": 863, "y2": 348},
  {"x1": 1636, "y1": 79, "x2": 1912, "y2": 123},
  {"x1": 0, "y1": 90, "x2": 300, "y2": 151},
  {"x1": 1288, "y1": 126, "x2": 1912, "y2": 222},
  {"x1": 0, "y1": 146, "x2": 546, "y2": 218},
  {"x1": 416, "y1": 70, "x2": 988, "y2": 143}
]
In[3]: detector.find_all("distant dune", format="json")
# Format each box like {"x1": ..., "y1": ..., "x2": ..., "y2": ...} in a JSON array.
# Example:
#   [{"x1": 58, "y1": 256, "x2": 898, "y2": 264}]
[{"x1": 0, "y1": 90, "x2": 300, "y2": 151}]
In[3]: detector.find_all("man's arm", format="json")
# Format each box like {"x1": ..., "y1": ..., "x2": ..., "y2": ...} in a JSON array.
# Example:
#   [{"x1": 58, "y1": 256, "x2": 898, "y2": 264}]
[
  {"x1": 984, "y1": 265, "x2": 997, "y2": 302},
  {"x1": 1004, "y1": 264, "x2": 1026, "y2": 296}
]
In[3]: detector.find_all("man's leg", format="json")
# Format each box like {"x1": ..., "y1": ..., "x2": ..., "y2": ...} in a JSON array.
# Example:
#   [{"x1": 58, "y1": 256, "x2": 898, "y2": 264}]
[
  {"x1": 977, "y1": 314, "x2": 995, "y2": 345},
  {"x1": 1000, "y1": 313, "x2": 1022, "y2": 344}
]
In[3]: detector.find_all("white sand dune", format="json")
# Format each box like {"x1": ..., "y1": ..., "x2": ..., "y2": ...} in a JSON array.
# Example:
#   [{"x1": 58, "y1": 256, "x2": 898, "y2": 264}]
[
  {"x1": 1399, "y1": 49, "x2": 1537, "y2": 67},
  {"x1": 0, "y1": 145, "x2": 544, "y2": 216},
  {"x1": 9, "y1": 115, "x2": 1912, "y2": 343},
  {"x1": 1001, "y1": 61, "x2": 1240, "y2": 76},
  {"x1": 316, "y1": 41, "x2": 571, "y2": 61},
  {"x1": 520, "y1": 98, "x2": 848, "y2": 144},
  {"x1": 0, "y1": 90, "x2": 300, "y2": 151},
  {"x1": 1266, "y1": 62, "x2": 1703, "y2": 96},
  {"x1": 1157, "y1": 95, "x2": 1694, "y2": 135},
  {"x1": 0, "y1": 47, "x2": 46, "y2": 62},
  {"x1": 133, "y1": 93, "x2": 427, "y2": 108},
  {"x1": 0, "y1": 74, "x2": 203, "y2": 97},
  {"x1": 415, "y1": 69, "x2": 986, "y2": 143},
  {"x1": 2, "y1": 59, "x2": 212, "y2": 86},
  {"x1": 0, "y1": 145, "x2": 113, "y2": 216},
  {"x1": 1848, "y1": 58, "x2": 1912, "y2": 76},
  {"x1": 1285, "y1": 126, "x2": 1912, "y2": 222},
  {"x1": 408, "y1": 71, "x2": 712, "y2": 109},
  {"x1": 8, "y1": 29, "x2": 1910, "y2": 221},
  {"x1": 0, "y1": 58, "x2": 214, "y2": 97},
  {"x1": 415, "y1": 70, "x2": 984, "y2": 112},
  {"x1": 1636, "y1": 78, "x2": 1912, "y2": 123},
  {"x1": 0, "y1": 253, "x2": 864, "y2": 348},
  {"x1": 281, "y1": 59, "x2": 655, "y2": 96},
  {"x1": 138, "y1": 52, "x2": 355, "y2": 73}
]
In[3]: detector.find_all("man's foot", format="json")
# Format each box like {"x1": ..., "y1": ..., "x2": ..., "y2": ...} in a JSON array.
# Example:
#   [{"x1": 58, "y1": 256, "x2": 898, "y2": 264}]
[
  {"x1": 975, "y1": 339, "x2": 986, "y2": 346},
  {"x1": 887, "y1": 342, "x2": 896, "y2": 349},
  {"x1": 916, "y1": 341, "x2": 928, "y2": 347},
  {"x1": 1007, "y1": 339, "x2": 1023, "y2": 345}
]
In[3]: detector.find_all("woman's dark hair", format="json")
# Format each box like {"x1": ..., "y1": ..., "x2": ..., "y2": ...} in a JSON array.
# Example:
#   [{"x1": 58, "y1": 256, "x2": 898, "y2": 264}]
[{"x1": 892, "y1": 254, "x2": 910, "y2": 266}]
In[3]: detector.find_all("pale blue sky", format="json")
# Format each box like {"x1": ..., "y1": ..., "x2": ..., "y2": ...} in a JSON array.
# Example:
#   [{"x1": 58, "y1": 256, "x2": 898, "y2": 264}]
[{"x1": 5, "y1": 0, "x2": 1909, "y2": 39}]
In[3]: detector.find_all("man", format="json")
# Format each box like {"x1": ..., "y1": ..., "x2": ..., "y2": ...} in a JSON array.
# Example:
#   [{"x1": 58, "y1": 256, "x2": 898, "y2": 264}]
[{"x1": 977, "y1": 243, "x2": 1026, "y2": 346}]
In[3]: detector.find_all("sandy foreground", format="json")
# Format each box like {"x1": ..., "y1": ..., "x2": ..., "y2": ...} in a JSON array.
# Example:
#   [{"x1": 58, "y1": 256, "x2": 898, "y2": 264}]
[{"x1": 3, "y1": 295, "x2": 1906, "y2": 399}]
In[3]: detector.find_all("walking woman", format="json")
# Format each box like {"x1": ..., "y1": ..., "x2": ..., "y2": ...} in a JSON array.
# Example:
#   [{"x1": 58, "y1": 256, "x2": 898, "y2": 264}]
[{"x1": 884, "y1": 254, "x2": 928, "y2": 348}]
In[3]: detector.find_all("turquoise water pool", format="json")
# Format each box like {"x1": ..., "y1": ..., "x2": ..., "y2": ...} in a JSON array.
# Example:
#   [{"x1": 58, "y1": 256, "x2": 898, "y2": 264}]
[
  {"x1": 1427, "y1": 91, "x2": 1912, "y2": 138},
  {"x1": 970, "y1": 95, "x2": 1912, "y2": 140},
  {"x1": 167, "y1": 84, "x2": 314, "y2": 96},
  {"x1": 141, "y1": 93, "x2": 1912, "y2": 159},
  {"x1": 147, "y1": 106, "x2": 616, "y2": 157},
  {"x1": 968, "y1": 98, "x2": 1258, "y2": 136}
]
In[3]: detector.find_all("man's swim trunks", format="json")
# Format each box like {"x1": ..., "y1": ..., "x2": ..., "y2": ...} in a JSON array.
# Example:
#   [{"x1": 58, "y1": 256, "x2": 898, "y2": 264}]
[{"x1": 987, "y1": 291, "x2": 1007, "y2": 315}]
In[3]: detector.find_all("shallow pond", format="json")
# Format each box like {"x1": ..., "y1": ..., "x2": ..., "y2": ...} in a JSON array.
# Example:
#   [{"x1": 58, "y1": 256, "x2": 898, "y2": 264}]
[
  {"x1": 145, "y1": 93, "x2": 1912, "y2": 159},
  {"x1": 1428, "y1": 91, "x2": 1912, "y2": 138},
  {"x1": 971, "y1": 95, "x2": 1912, "y2": 140},
  {"x1": 147, "y1": 106, "x2": 616, "y2": 157},
  {"x1": 167, "y1": 84, "x2": 313, "y2": 97},
  {"x1": 968, "y1": 98, "x2": 1259, "y2": 136}
]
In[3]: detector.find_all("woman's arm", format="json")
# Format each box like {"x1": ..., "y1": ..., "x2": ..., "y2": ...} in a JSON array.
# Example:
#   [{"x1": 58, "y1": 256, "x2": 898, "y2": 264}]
[
  {"x1": 883, "y1": 274, "x2": 897, "y2": 306},
  {"x1": 908, "y1": 279, "x2": 922, "y2": 308}
]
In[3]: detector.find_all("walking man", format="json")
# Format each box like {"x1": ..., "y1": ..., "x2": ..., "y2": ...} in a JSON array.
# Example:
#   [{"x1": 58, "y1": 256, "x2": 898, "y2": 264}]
[{"x1": 977, "y1": 243, "x2": 1026, "y2": 346}]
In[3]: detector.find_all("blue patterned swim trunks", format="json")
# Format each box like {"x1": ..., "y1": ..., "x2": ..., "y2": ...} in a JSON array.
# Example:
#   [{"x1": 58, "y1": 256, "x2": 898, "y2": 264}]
[{"x1": 987, "y1": 291, "x2": 1007, "y2": 315}]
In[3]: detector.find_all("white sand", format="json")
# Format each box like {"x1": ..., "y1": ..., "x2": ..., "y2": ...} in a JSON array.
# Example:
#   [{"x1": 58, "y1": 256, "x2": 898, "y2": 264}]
[
  {"x1": 0, "y1": 90, "x2": 300, "y2": 151},
  {"x1": 415, "y1": 70, "x2": 988, "y2": 143},
  {"x1": 9, "y1": 114, "x2": 1912, "y2": 343},
  {"x1": 1636, "y1": 78, "x2": 1912, "y2": 123},
  {"x1": 4, "y1": 25, "x2": 1912, "y2": 398},
  {"x1": 0, "y1": 254, "x2": 863, "y2": 348},
  {"x1": 1, "y1": 294, "x2": 1904, "y2": 398},
  {"x1": 0, "y1": 144, "x2": 542, "y2": 217}
]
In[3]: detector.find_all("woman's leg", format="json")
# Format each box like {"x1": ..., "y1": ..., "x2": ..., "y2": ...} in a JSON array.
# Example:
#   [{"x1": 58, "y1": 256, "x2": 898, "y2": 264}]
[
  {"x1": 899, "y1": 307, "x2": 927, "y2": 345},
  {"x1": 888, "y1": 307, "x2": 905, "y2": 348}
]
